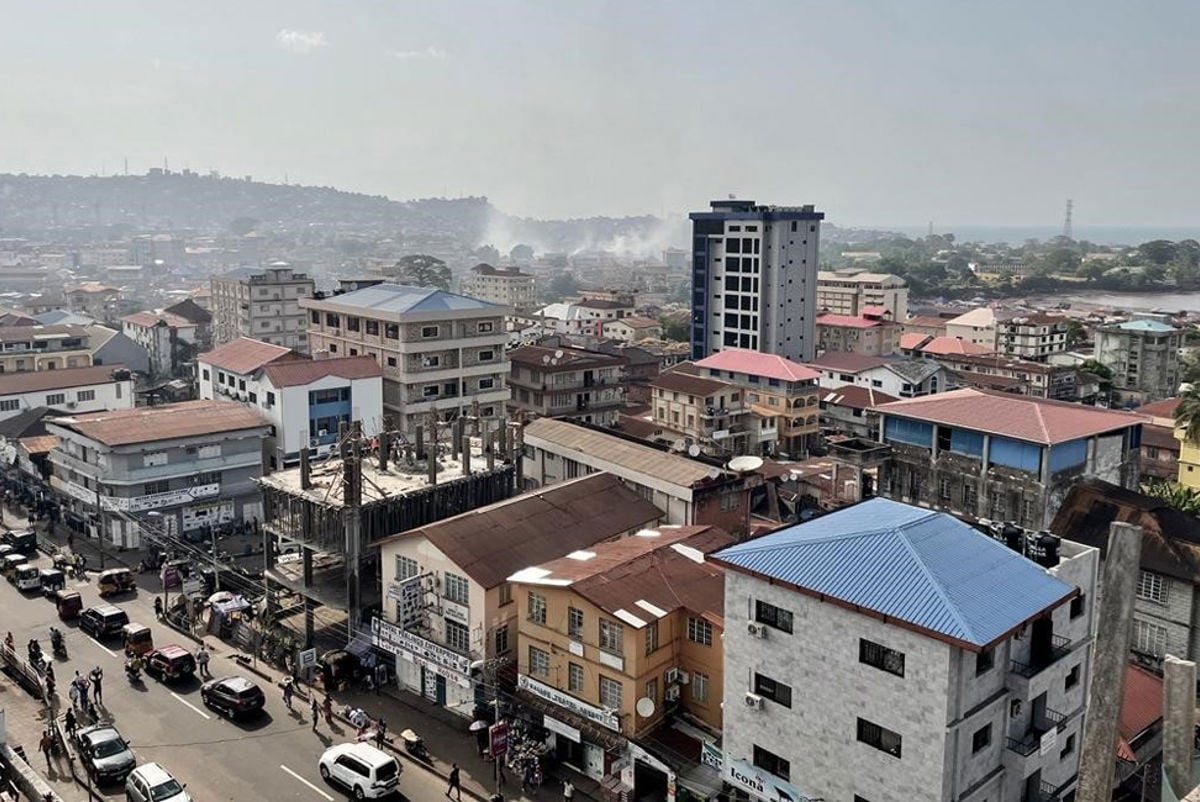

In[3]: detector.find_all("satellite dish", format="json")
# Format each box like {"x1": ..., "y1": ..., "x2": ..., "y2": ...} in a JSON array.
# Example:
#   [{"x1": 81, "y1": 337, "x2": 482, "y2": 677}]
[
  {"x1": 636, "y1": 697, "x2": 656, "y2": 718},
  {"x1": 542, "y1": 355, "x2": 551, "y2": 364},
  {"x1": 687, "y1": 444, "x2": 701, "y2": 457},
  {"x1": 727, "y1": 455, "x2": 764, "y2": 473},
  {"x1": 554, "y1": 350, "x2": 564, "y2": 359},
  {"x1": 707, "y1": 467, "x2": 722, "y2": 480},
  {"x1": 671, "y1": 439, "x2": 686, "y2": 452}
]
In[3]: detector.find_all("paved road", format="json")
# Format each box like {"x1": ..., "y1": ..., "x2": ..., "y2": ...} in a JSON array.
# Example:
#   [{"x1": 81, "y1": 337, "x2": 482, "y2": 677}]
[{"x1": 0, "y1": 554, "x2": 447, "y2": 801}]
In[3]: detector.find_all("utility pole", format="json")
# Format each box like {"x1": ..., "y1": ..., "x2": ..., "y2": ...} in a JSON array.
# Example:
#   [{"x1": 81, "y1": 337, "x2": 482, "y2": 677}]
[{"x1": 344, "y1": 423, "x2": 364, "y2": 632}]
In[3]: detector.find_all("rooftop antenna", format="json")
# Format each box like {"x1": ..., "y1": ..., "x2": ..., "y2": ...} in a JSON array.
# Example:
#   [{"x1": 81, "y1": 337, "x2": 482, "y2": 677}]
[{"x1": 1063, "y1": 199, "x2": 1074, "y2": 240}]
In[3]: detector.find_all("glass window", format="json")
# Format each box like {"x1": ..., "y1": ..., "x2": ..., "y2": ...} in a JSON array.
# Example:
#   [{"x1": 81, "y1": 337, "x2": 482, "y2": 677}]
[
  {"x1": 1137, "y1": 571, "x2": 1168, "y2": 604},
  {"x1": 1133, "y1": 619, "x2": 1168, "y2": 656},
  {"x1": 494, "y1": 624, "x2": 509, "y2": 655},
  {"x1": 528, "y1": 592, "x2": 547, "y2": 625},
  {"x1": 395, "y1": 556, "x2": 418, "y2": 581},
  {"x1": 691, "y1": 671, "x2": 709, "y2": 703},
  {"x1": 971, "y1": 724, "x2": 991, "y2": 753},
  {"x1": 599, "y1": 676, "x2": 622, "y2": 709},
  {"x1": 444, "y1": 572, "x2": 469, "y2": 605},
  {"x1": 77, "y1": 389, "x2": 95, "y2": 402},
  {"x1": 365, "y1": 320, "x2": 379, "y2": 335},
  {"x1": 445, "y1": 620, "x2": 470, "y2": 653},
  {"x1": 687, "y1": 617, "x2": 712, "y2": 646},
  {"x1": 568, "y1": 663, "x2": 584, "y2": 692},
  {"x1": 644, "y1": 678, "x2": 657, "y2": 706},
  {"x1": 498, "y1": 583, "x2": 512, "y2": 606},
  {"x1": 752, "y1": 745, "x2": 790, "y2": 782},
  {"x1": 421, "y1": 325, "x2": 439, "y2": 338},
  {"x1": 753, "y1": 673, "x2": 792, "y2": 708},
  {"x1": 976, "y1": 648, "x2": 994, "y2": 676},
  {"x1": 46, "y1": 393, "x2": 66, "y2": 405},
  {"x1": 529, "y1": 646, "x2": 550, "y2": 676},
  {"x1": 859, "y1": 639, "x2": 905, "y2": 678},
  {"x1": 754, "y1": 600, "x2": 793, "y2": 634},
  {"x1": 599, "y1": 619, "x2": 623, "y2": 654},
  {"x1": 644, "y1": 621, "x2": 659, "y2": 655},
  {"x1": 568, "y1": 607, "x2": 584, "y2": 640},
  {"x1": 857, "y1": 718, "x2": 902, "y2": 758}
]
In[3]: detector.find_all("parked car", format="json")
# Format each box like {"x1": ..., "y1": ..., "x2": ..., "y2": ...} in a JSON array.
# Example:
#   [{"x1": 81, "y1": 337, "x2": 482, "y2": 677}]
[
  {"x1": 144, "y1": 645, "x2": 196, "y2": 682},
  {"x1": 73, "y1": 724, "x2": 135, "y2": 785},
  {"x1": 126, "y1": 762, "x2": 191, "y2": 802},
  {"x1": 200, "y1": 676, "x2": 266, "y2": 718},
  {"x1": 2, "y1": 529, "x2": 37, "y2": 556},
  {"x1": 318, "y1": 742, "x2": 401, "y2": 800},
  {"x1": 79, "y1": 604, "x2": 130, "y2": 639}
]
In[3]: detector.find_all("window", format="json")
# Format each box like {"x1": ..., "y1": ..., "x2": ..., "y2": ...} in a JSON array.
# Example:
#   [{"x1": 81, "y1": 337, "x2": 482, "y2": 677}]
[
  {"x1": 976, "y1": 648, "x2": 995, "y2": 675},
  {"x1": 422, "y1": 355, "x2": 441, "y2": 368},
  {"x1": 479, "y1": 349, "x2": 495, "y2": 362},
  {"x1": 310, "y1": 311, "x2": 320, "y2": 324},
  {"x1": 198, "y1": 444, "x2": 221, "y2": 459},
  {"x1": 266, "y1": 391, "x2": 275, "y2": 407},
  {"x1": 568, "y1": 607, "x2": 584, "y2": 640},
  {"x1": 445, "y1": 620, "x2": 470, "y2": 653},
  {"x1": 1065, "y1": 664, "x2": 1080, "y2": 690},
  {"x1": 0, "y1": 400, "x2": 18, "y2": 412},
  {"x1": 971, "y1": 724, "x2": 991, "y2": 753},
  {"x1": 568, "y1": 663, "x2": 584, "y2": 692},
  {"x1": 599, "y1": 676, "x2": 622, "y2": 709},
  {"x1": 644, "y1": 621, "x2": 659, "y2": 655},
  {"x1": 444, "y1": 572, "x2": 470, "y2": 605},
  {"x1": 753, "y1": 672, "x2": 793, "y2": 707},
  {"x1": 77, "y1": 389, "x2": 96, "y2": 402},
  {"x1": 143, "y1": 451, "x2": 168, "y2": 467},
  {"x1": 395, "y1": 556, "x2": 418, "y2": 581},
  {"x1": 859, "y1": 639, "x2": 905, "y2": 677},
  {"x1": 478, "y1": 321, "x2": 494, "y2": 333},
  {"x1": 1137, "y1": 571, "x2": 1168, "y2": 604},
  {"x1": 529, "y1": 646, "x2": 550, "y2": 676},
  {"x1": 528, "y1": 592, "x2": 547, "y2": 625},
  {"x1": 691, "y1": 671, "x2": 709, "y2": 703},
  {"x1": 46, "y1": 393, "x2": 66, "y2": 405},
  {"x1": 1070, "y1": 595, "x2": 1085, "y2": 619},
  {"x1": 752, "y1": 745, "x2": 790, "y2": 782},
  {"x1": 385, "y1": 324, "x2": 399, "y2": 339},
  {"x1": 1132, "y1": 619, "x2": 1168, "y2": 657},
  {"x1": 479, "y1": 378, "x2": 495, "y2": 391},
  {"x1": 423, "y1": 386, "x2": 440, "y2": 398},
  {"x1": 687, "y1": 617, "x2": 712, "y2": 646},
  {"x1": 599, "y1": 619, "x2": 623, "y2": 654},
  {"x1": 857, "y1": 718, "x2": 902, "y2": 758},
  {"x1": 755, "y1": 600, "x2": 794, "y2": 634},
  {"x1": 346, "y1": 316, "x2": 360, "y2": 332},
  {"x1": 194, "y1": 471, "x2": 221, "y2": 486},
  {"x1": 387, "y1": 356, "x2": 397, "y2": 367},
  {"x1": 1059, "y1": 734, "x2": 1076, "y2": 759},
  {"x1": 144, "y1": 480, "x2": 170, "y2": 495},
  {"x1": 326, "y1": 313, "x2": 340, "y2": 327},
  {"x1": 644, "y1": 678, "x2": 658, "y2": 706},
  {"x1": 421, "y1": 326, "x2": 439, "y2": 338},
  {"x1": 365, "y1": 320, "x2": 379, "y2": 336},
  {"x1": 498, "y1": 582, "x2": 512, "y2": 606}
]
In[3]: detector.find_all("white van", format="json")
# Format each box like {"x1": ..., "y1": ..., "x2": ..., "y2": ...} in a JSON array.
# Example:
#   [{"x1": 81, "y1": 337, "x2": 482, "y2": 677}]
[
  {"x1": 14, "y1": 564, "x2": 40, "y2": 592},
  {"x1": 318, "y1": 742, "x2": 401, "y2": 799}
]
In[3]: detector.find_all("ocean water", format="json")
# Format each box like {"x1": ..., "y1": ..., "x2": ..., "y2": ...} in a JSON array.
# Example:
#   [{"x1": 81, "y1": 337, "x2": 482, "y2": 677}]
[
  {"x1": 1053, "y1": 290, "x2": 1200, "y2": 313},
  {"x1": 886, "y1": 225, "x2": 1200, "y2": 247}
]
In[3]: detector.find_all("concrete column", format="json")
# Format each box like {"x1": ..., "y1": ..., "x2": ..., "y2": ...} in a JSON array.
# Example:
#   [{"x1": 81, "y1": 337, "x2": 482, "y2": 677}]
[
  {"x1": 1164, "y1": 655, "x2": 1197, "y2": 797},
  {"x1": 1078, "y1": 522, "x2": 1144, "y2": 802}
]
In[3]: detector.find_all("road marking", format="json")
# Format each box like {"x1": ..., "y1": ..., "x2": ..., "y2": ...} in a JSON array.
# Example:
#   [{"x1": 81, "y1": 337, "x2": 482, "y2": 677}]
[
  {"x1": 170, "y1": 691, "x2": 211, "y2": 720},
  {"x1": 89, "y1": 639, "x2": 117, "y2": 658},
  {"x1": 280, "y1": 764, "x2": 333, "y2": 801}
]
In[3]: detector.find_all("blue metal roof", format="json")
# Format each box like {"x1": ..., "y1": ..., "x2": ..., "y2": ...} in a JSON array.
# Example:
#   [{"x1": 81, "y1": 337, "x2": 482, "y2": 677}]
[
  {"x1": 1116, "y1": 319, "x2": 1176, "y2": 333},
  {"x1": 324, "y1": 283, "x2": 505, "y2": 314},
  {"x1": 714, "y1": 498, "x2": 1073, "y2": 649}
]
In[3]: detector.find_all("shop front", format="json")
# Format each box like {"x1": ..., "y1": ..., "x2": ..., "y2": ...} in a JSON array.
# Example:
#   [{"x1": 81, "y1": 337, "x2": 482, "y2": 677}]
[
  {"x1": 370, "y1": 616, "x2": 474, "y2": 714},
  {"x1": 723, "y1": 756, "x2": 822, "y2": 802},
  {"x1": 516, "y1": 673, "x2": 628, "y2": 783}
]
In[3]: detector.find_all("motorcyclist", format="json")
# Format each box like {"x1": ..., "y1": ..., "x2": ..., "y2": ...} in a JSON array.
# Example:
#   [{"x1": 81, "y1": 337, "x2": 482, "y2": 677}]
[{"x1": 49, "y1": 627, "x2": 63, "y2": 651}]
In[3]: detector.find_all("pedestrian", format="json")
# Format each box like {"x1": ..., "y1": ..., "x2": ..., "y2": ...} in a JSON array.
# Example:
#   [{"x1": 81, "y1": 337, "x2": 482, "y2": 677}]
[
  {"x1": 63, "y1": 708, "x2": 76, "y2": 737},
  {"x1": 374, "y1": 662, "x2": 386, "y2": 695},
  {"x1": 310, "y1": 696, "x2": 319, "y2": 731},
  {"x1": 446, "y1": 763, "x2": 462, "y2": 800},
  {"x1": 67, "y1": 533, "x2": 74, "y2": 551},
  {"x1": 154, "y1": 597, "x2": 163, "y2": 619},
  {"x1": 38, "y1": 731, "x2": 52, "y2": 770},
  {"x1": 89, "y1": 666, "x2": 103, "y2": 705},
  {"x1": 282, "y1": 677, "x2": 294, "y2": 710},
  {"x1": 375, "y1": 718, "x2": 387, "y2": 748},
  {"x1": 322, "y1": 694, "x2": 333, "y2": 725},
  {"x1": 563, "y1": 780, "x2": 574, "y2": 801},
  {"x1": 196, "y1": 645, "x2": 211, "y2": 678},
  {"x1": 68, "y1": 681, "x2": 79, "y2": 709}
]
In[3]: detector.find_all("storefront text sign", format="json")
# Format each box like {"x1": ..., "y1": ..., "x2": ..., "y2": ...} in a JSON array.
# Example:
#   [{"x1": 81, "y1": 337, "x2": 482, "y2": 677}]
[
  {"x1": 701, "y1": 741, "x2": 723, "y2": 771},
  {"x1": 371, "y1": 616, "x2": 472, "y2": 679},
  {"x1": 543, "y1": 715, "x2": 581, "y2": 743},
  {"x1": 517, "y1": 674, "x2": 620, "y2": 731},
  {"x1": 724, "y1": 757, "x2": 823, "y2": 802}
]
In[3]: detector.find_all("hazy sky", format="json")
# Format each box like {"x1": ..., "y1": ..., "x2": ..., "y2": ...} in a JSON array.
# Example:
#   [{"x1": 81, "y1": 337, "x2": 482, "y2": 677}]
[{"x1": 2, "y1": 1, "x2": 1196, "y2": 227}]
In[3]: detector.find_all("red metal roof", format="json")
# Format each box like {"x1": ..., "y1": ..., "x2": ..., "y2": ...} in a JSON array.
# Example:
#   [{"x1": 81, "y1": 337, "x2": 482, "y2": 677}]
[
  {"x1": 806, "y1": 353, "x2": 891, "y2": 373},
  {"x1": 49, "y1": 399, "x2": 269, "y2": 446},
  {"x1": 1118, "y1": 663, "x2": 1163, "y2": 761},
  {"x1": 901, "y1": 333, "x2": 993, "y2": 355},
  {"x1": 199, "y1": 338, "x2": 299, "y2": 375},
  {"x1": 0, "y1": 364, "x2": 127, "y2": 396},
  {"x1": 877, "y1": 388, "x2": 1147, "y2": 444},
  {"x1": 820, "y1": 385, "x2": 899, "y2": 409},
  {"x1": 816, "y1": 312, "x2": 886, "y2": 329},
  {"x1": 120, "y1": 311, "x2": 193, "y2": 329},
  {"x1": 694, "y1": 348, "x2": 820, "y2": 382},
  {"x1": 651, "y1": 371, "x2": 731, "y2": 397},
  {"x1": 1138, "y1": 397, "x2": 1182, "y2": 419},
  {"x1": 261, "y1": 356, "x2": 382, "y2": 387}
]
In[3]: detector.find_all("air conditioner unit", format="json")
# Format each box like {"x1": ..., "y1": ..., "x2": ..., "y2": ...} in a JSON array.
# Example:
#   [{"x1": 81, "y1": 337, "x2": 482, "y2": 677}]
[
  {"x1": 747, "y1": 622, "x2": 769, "y2": 639},
  {"x1": 676, "y1": 671, "x2": 690, "y2": 685},
  {"x1": 664, "y1": 667, "x2": 680, "y2": 685},
  {"x1": 318, "y1": 429, "x2": 328, "y2": 437},
  {"x1": 66, "y1": 401, "x2": 77, "y2": 408},
  {"x1": 309, "y1": 438, "x2": 321, "y2": 449},
  {"x1": 664, "y1": 686, "x2": 680, "y2": 702},
  {"x1": 743, "y1": 692, "x2": 764, "y2": 710}
]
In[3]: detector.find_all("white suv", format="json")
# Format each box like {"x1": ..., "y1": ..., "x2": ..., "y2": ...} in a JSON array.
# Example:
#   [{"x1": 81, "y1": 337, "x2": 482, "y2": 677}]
[
  {"x1": 125, "y1": 762, "x2": 191, "y2": 802},
  {"x1": 318, "y1": 742, "x2": 402, "y2": 799}
]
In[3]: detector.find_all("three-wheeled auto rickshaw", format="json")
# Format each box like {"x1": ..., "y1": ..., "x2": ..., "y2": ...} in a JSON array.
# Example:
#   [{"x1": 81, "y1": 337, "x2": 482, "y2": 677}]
[
  {"x1": 53, "y1": 589, "x2": 83, "y2": 620},
  {"x1": 13, "y1": 564, "x2": 40, "y2": 592},
  {"x1": 1, "y1": 553, "x2": 25, "y2": 579},
  {"x1": 121, "y1": 623, "x2": 153, "y2": 657},
  {"x1": 97, "y1": 567, "x2": 135, "y2": 597},
  {"x1": 39, "y1": 568, "x2": 65, "y2": 596}
]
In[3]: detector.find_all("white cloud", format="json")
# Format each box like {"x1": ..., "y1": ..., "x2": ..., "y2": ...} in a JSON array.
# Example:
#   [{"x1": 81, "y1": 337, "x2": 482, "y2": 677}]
[
  {"x1": 392, "y1": 46, "x2": 447, "y2": 61},
  {"x1": 275, "y1": 29, "x2": 328, "y2": 54}
]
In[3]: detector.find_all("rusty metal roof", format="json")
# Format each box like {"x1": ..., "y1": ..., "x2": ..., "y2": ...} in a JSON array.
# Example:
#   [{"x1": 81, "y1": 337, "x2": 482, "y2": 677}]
[
  {"x1": 0, "y1": 364, "x2": 127, "y2": 396},
  {"x1": 261, "y1": 356, "x2": 382, "y2": 387},
  {"x1": 49, "y1": 399, "x2": 269, "y2": 447},
  {"x1": 199, "y1": 338, "x2": 299, "y2": 375}
]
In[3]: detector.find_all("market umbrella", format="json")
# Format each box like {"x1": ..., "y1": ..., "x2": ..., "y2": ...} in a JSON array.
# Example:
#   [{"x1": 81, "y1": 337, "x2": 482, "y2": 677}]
[{"x1": 469, "y1": 720, "x2": 490, "y2": 732}]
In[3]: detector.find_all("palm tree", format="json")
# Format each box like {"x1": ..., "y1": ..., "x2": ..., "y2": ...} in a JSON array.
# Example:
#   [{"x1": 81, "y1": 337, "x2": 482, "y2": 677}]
[
  {"x1": 1176, "y1": 386, "x2": 1200, "y2": 444},
  {"x1": 1141, "y1": 480, "x2": 1200, "y2": 515}
]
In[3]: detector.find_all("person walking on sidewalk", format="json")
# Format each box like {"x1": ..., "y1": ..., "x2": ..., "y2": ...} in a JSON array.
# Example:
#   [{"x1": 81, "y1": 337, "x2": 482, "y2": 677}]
[
  {"x1": 89, "y1": 666, "x2": 103, "y2": 705},
  {"x1": 446, "y1": 764, "x2": 462, "y2": 800},
  {"x1": 63, "y1": 708, "x2": 76, "y2": 738},
  {"x1": 322, "y1": 694, "x2": 333, "y2": 726},
  {"x1": 374, "y1": 662, "x2": 386, "y2": 695},
  {"x1": 282, "y1": 677, "x2": 294, "y2": 710},
  {"x1": 39, "y1": 731, "x2": 53, "y2": 770},
  {"x1": 154, "y1": 597, "x2": 163, "y2": 619},
  {"x1": 196, "y1": 645, "x2": 211, "y2": 678},
  {"x1": 310, "y1": 696, "x2": 319, "y2": 731},
  {"x1": 563, "y1": 780, "x2": 574, "y2": 801}
]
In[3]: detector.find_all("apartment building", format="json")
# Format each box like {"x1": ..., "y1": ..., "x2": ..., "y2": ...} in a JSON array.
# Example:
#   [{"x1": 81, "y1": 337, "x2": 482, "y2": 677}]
[
  {"x1": 1095, "y1": 317, "x2": 1183, "y2": 404},
  {"x1": 816, "y1": 268, "x2": 909, "y2": 321},
  {"x1": 920, "y1": 352, "x2": 1086, "y2": 402},
  {"x1": 197, "y1": 338, "x2": 383, "y2": 469},
  {"x1": 301, "y1": 283, "x2": 510, "y2": 435},
  {"x1": 601, "y1": 316, "x2": 663, "y2": 343},
  {"x1": 712, "y1": 498, "x2": 1098, "y2": 802},
  {"x1": 46, "y1": 400, "x2": 269, "y2": 547},
  {"x1": 945, "y1": 307, "x2": 999, "y2": 349},
  {"x1": 816, "y1": 311, "x2": 900, "y2": 356},
  {"x1": 808, "y1": 353, "x2": 950, "y2": 399},
  {"x1": 508, "y1": 345, "x2": 625, "y2": 426},
  {"x1": 64, "y1": 282, "x2": 121, "y2": 324},
  {"x1": 510, "y1": 524, "x2": 733, "y2": 793},
  {"x1": 374, "y1": 474, "x2": 661, "y2": 717},
  {"x1": 876, "y1": 388, "x2": 1145, "y2": 528},
  {"x1": 997, "y1": 314, "x2": 1072, "y2": 361},
  {"x1": 649, "y1": 371, "x2": 768, "y2": 457},
  {"x1": 210, "y1": 262, "x2": 315, "y2": 352},
  {"x1": 460, "y1": 263, "x2": 536, "y2": 311},
  {"x1": 120, "y1": 310, "x2": 198, "y2": 378},
  {"x1": 689, "y1": 199, "x2": 824, "y2": 362},
  {"x1": 0, "y1": 365, "x2": 133, "y2": 422},
  {"x1": 0, "y1": 325, "x2": 95, "y2": 372}
]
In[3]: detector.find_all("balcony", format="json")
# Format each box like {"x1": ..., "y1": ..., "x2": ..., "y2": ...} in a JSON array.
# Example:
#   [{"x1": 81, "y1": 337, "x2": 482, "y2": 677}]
[
  {"x1": 1010, "y1": 634, "x2": 1072, "y2": 678},
  {"x1": 1006, "y1": 707, "x2": 1068, "y2": 757},
  {"x1": 1021, "y1": 780, "x2": 1062, "y2": 802}
]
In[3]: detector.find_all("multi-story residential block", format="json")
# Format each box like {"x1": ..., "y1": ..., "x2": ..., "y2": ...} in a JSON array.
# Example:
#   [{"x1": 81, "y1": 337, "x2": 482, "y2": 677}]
[
  {"x1": 507, "y1": 345, "x2": 625, "y2": 426},
  {"x1": 601, "y1": 316, "x2": 663, "y2": 343},
  {"x1": 689, "y1": 199, "x2": 824, "y2": 362},
  {"x1": 945, "y1": 307, "x2": 999, "y2": 349},
  {"x1": 901, "y1": 314, "x2": 949, "y2": 339},
  {"x1": 818, "y1": 385, "x2": 898, "y2": 439},
  {"x1": 1176, "y1": 419, "x2": 1200, "y2": 491},
  {"x1": 876, "y1": 387, "x2": 1145, "y2": 528},
  {"x1": 816, "y1": 310, "x2": 900, "y2": 356},
  {"x1": 808, "y1": 353, "x2": 950, "y2": 398},
  {"x1": 918, "y1": 352, "x2": 1086, "y2": 401},
  {"x1": 459, "y1": 263, "x2": 536, "y2": 311},
  {"x1": 649, "y1": 371, "x2": 768, "y2": 457},
  {"x1": 690, "y1": 348, "x2": 821, "y2": 457},
  {"x1": 210, "y1": 263, "x2": 315, "y2": 352},
  {"x1": 712, "y1": 498, "x2": 1098, "y2": 802},
  {"x1": 0, "y1": 325, "x2": 95, "y2": 372},
  {"x1": 197, "y1": 338, "x2": 383, "y2": 470},
  {"x1": 900, "y1": 333, "x2": 994, "y2": 357},
  {"x1": 997, "y1": 313, "x2": 1072, "y2": 361},
  {"x1": 46, "y1": 400, "x2": 270, "y2": 548},
  {"x1": 64, "y1": 282, "x2": 121, "y2": 324},
  {"x1": 120, "y1": 310, "x2": 197, "y2": 378},
  {"x1": 1133, "y1": 397, "x2": 1181, "y2": 482},
  {"x1": 301, "y1": 284, "x2": 510, "y2": 435},
  {"x1": 510, "y1": 524, "x2": 733, "y2": 790},
  {"x1": 1095, "y1": 317, "x2": 1183, "y2": 404},
  {"x1": 374, "y1": 473, "x2": 661, "y2": 717},
  {"x1": 816, "y1": 268, "x2": 909, "y2": 321},
  {"x1": 520, "y1": 417, "x2": 755, "y2": 535},
  {"x1": 162, "y1": 298, "x2": 213, "y2": 352},
  {"x1": 0, "y1": 365, "x2": 133, "y2": 422}
]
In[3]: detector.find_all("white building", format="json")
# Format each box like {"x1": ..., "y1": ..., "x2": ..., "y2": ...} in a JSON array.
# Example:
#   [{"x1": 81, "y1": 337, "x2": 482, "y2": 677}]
[
  {"x1": 210, "y1": 263, "x2": 315, "y2": 352},
  {"x1": 807, "y1": 353, "x2": 950, "y2": 398},
  {"x1": 689, "y1": 200, "x2": 823, "y2": 362},
  {"x1": 601, "y1": 316, "x2": 663, "y2": 343},
  {"x1": 1094, "y1": 317, "x2": 1183, "y2": 404},
  {"x1": 459, "y1": 264, "x2": 536, "y2": 311},
  {"x1": 120, "y1": 310, "x2": 197, "y2": 378},
  {"x1": 197, "y1": 338, "x2": 384, "y2": 470},
  {"x1": 817, "y1": 268, "x2": 909, "y2": 321},
  {"x1": 0, "y1": 364, "x2": 134, "y2": 422},
  {"x1": 712, "y1": 498, "x2": 1098, "y2": 802},
  {"x1": 945, "y1": 307, "x2": 999, "y2": 350}
]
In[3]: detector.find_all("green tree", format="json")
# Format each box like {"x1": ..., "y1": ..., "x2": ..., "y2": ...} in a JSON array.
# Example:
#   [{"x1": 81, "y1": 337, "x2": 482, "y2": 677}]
[
  {"x1": 1140, "y1": 480, "x2": 1200, "y2": 515},
  {"x1": 1137, "y1": 239, "x2": 1179, "y2": 265},
  {"x1": 386, "y1": 254, "x2": 451, "y2": 290},
  {"x1": 1065, "y1": 319, "x2": 1087, "y2": 347},
  {"x1": 1080, "y1": 359, "x2": 1114, "y2": 392},
  {"x1": 660, "y1": 316, "x2": 689, "y2": 342},
  {"x1": 1176, "y1": 387, "x2": 1200, "y2": 444}
]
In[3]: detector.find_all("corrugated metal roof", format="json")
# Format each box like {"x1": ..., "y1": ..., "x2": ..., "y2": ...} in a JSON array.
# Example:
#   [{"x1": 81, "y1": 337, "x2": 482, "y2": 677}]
[
  {"x1": 694, "y1": 349, "x2": 821, "y2": 382},
  {"x1": 713, "y1": 498, "x2": 1074, "y2": 649},
  {"x1": 199, "y1": 338, "x2": 298, "y2": 375},
  {"x1": 314, "y1": 283, "x2": 505, "y2": 314},
  {"x1": 48, "y1": 399, "x2": 269, "y2": 447},
  {"x1": 261, "y1": 356, "x2": 382, "y2": 387}
]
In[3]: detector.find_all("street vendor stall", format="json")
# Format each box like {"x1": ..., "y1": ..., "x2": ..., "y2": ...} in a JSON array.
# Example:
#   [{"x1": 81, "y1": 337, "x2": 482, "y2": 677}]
[{"x1": 205, "y1": 593, "x2": 252, "y2": 639}]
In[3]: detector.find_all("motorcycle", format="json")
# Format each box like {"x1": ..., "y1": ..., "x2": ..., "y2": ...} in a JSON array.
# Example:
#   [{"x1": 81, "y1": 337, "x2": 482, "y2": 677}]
[
  {"x1": 400, "y1": 728, "x2": 429, "y2": 761},
  {"x1": 49, "y1": 628, "x2": 66, "y2": 659},
  {"x1": 125, "y1": 661, "x2": 142, "y2": 684}
]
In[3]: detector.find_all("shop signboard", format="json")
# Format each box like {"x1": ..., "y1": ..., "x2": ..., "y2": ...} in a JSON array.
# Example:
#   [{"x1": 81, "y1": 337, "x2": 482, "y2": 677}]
[
  {"x1": 543, "y1": 715, "x2": 581, "y2": 744},
  {"x1": 700, "y1": 741, "x2": 723, "y2": 771},
  {"x1": 517, "y1": 674, "x2": 619, "y2": 731},
  {"x1": 370, "y1": 616, "x2": 471, "y2": 688},
  {"x1": 489, "y1": 721, "x2": 509, "y2": 757},
  {"x1": 724, "y1": 757, "x2": 823, "y2": 802}
]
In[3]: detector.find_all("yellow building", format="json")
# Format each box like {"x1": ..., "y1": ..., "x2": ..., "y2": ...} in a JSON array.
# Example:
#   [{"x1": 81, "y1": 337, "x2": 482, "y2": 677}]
[
  {"x1": 1176, "y1": 424, "x2": 1200, "y2": 490},
  {"x1": 510, "y1": 525, "x2": 733, "y2": 793}
]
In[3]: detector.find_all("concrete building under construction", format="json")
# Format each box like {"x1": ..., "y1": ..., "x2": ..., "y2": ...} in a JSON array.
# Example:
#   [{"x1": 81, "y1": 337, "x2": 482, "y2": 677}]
[{"x1": 258, "y1": 413, "x2": 519, "y2": 645}]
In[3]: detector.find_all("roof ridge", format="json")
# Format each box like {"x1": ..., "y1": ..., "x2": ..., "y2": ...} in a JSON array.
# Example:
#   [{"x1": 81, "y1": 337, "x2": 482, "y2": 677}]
[{"x1": 889, "y1": 513, "x2": 979, "y2": 642}]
